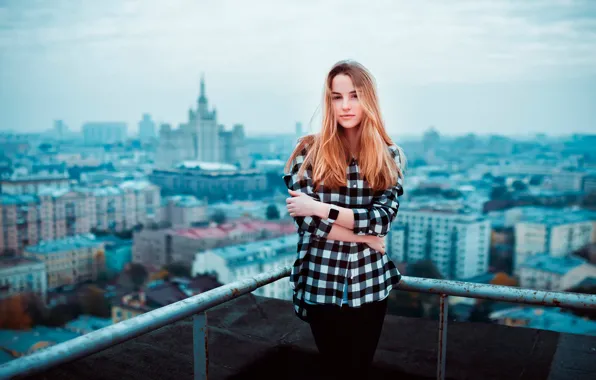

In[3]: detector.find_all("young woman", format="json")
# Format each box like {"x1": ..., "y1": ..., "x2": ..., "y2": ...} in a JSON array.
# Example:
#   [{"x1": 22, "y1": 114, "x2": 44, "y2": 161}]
[{"x1": 283, "y1": 60, "x2": 405, "y2": 379}]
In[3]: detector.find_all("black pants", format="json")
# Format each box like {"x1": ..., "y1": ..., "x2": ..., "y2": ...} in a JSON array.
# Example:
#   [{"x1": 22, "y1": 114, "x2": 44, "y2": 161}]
[{"x1": 306, "y1": 298, "x2": 388, "y2": 380}]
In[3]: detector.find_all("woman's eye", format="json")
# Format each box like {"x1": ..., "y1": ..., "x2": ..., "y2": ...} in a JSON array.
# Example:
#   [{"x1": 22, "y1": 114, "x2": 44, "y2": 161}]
[{"x1": 351, "y1": 94, "x2": 358, "y2": 99}]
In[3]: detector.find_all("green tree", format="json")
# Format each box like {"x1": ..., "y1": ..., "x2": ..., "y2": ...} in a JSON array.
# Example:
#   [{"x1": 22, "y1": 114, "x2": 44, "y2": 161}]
[
  {"x1": 581, "y1": 191, "x2": 596, "y2": 209},
  {"x1": 78, "y1": 285, "x2": 111, "y2": 318},
  {"x1": 211, "y1": 210, "x2": 227, "y2": 224},
  {"x1": 386, "y1": 289, "x2": 423, "y2": 318},
  {"x1": 482, "y1": 172, "x2": 494, "y2": 181},
  {"x1": 493, "y1": 176, "x2": 506, "y2": 185},
  {"x1": 529, "y1": 175, "x2": 544, "y2": 186},
  {"x1": 128, "y1": 263, "x2": 148, "y2": 290},
  {"x1": 407, "y1": 260, "x2": 444, "y2": 319},
  {"x1": 490, "y1": 186, "x2": 509, "y2": 200},
  {"x1": 408, "y1": 260, "x2": 443, "y2": 280},
  {"x1": 468, "y1": 300, "x2": 494, "y2": 323},
  {"x1": 442, "y1": 189, "x2": 462, "y2": 199},
  {"x1": 266, "y1": 204, "x2": 280, "y2": 220},
  {"x1": 512, "y1": 180, "x2": 528, "y2": 192},
  {"x1": 38, "y1": 143, "x2": 53, "y2": 153},
  {"x1": 164, "y1": 262, "x2": 192, "y2": 278}
]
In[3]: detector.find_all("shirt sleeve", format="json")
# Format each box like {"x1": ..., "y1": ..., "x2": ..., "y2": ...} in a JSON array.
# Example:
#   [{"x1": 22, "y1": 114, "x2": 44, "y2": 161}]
[
  {"x1": 352, "y1": 146, "x2": 404, "y2": 237},
  {"x1": 282, "y1": 146, "x2": 336, "y2": 239}
]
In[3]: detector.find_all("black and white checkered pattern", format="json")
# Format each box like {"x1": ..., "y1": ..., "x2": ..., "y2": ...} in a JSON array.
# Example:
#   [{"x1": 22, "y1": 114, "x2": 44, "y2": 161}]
[{"x1": 283, "y1": 142, "x2": 403, "y2": 322}]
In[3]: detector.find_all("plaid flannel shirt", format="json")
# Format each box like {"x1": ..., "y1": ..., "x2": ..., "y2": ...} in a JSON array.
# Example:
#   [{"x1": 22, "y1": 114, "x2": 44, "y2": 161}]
[{"x1": 283, "y1": 142, "x2": 403, "y2": 322}]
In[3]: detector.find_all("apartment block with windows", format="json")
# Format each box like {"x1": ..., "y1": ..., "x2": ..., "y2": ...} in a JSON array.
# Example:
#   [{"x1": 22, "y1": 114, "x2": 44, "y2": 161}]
[
  {"x1": 390, "y1": 207, "x2": 491, "y2": 280},
  {"x1": 24, "y1": 235, "x2": 105, "y2": 289},
  {"x1": 513, "y1": 210, "x2": 595, "y2": 274},
  {"x1": 192, "y1": 235, "x2": 297, "y2": 300},
  {"x1": 0, "y1": 257, "x2": 47, "y2": 302}
]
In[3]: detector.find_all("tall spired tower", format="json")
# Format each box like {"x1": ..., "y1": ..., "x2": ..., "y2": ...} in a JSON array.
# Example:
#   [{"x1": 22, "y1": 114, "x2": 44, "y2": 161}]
[
  {"x1": 192, "y1": 75, "x2": 220, "y2": 162},
  {"x1": 156, "y1": 74, "x2": 228, "y2": 168}
]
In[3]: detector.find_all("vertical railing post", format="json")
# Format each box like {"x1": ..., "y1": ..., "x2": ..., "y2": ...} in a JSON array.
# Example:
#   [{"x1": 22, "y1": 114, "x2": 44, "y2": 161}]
[
  {"x1": 193, "y1": 312, "x2": 208, "y2": 380},
  {"x1": 437, "y1": 294, "x2": 448, "y2": 380}
]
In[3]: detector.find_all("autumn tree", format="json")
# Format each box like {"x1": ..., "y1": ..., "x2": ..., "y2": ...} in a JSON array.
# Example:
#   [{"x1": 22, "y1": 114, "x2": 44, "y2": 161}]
[
  {"x1": 490, "y1": 272, "x2": 517, "y2": 287},
  {"x1": 469, "y1": 272, "x2": 517, "y2": 323},
  {"x1": 78, "y1": 285, "x2": 111, "y2": 318},
  {"x1": 0, "y1": 294, "x2": 33, "y2": 330},
  {"x1": 150, "y1": 269, "x2": 170, "y2": 282}
]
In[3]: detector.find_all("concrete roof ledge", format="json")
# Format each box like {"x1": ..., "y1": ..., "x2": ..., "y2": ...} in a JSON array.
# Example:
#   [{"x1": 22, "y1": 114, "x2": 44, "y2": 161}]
[{"x1": 21, "y1": 294, "x2": 596, "y2": 380}]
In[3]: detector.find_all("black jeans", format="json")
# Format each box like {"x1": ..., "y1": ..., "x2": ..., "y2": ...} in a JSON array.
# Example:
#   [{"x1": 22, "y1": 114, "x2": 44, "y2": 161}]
[{"x1": 306, "y1": 298, "x2": 388, "y2": 380}]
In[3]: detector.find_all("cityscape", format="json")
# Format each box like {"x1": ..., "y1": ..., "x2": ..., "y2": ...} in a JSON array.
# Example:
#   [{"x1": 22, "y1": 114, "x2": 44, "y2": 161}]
[
  {"x1": 1, "y1": 79, "x2": 595, "y2": 368},
  {"x1": 1, "y1": 0, "x2": 596, "y2": 378}
]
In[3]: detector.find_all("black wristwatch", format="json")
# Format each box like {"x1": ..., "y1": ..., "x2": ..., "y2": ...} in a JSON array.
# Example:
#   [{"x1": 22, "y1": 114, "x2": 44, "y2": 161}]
[{"x1": 327, "y1": 204, "x2": 340, "y2": 221}]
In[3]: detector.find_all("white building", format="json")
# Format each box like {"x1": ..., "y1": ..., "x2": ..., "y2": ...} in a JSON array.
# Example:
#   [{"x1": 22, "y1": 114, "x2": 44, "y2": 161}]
[
  {"x1": 192, "y1": 235, "x2": 297, "y2": 300},
  {"x1": 513, "y1": 209, "x2": 595, "y2": 274},
  {"x1": 560, "y1": 263, "x2": 596, "y2": 291},
  {"x1": 161, "y1": 195, "x2": 208, "y2": 228},
  {"x1": 155, "y1": 76, "x2": 247, "y2": 168},
  {"x1": 0, "y1": 173, "x2": 71, "y2": 195},
  {"x1": 549, "y1": 171, "x2": 588, "y2": 192},
  {"x1": 391, "y1": 207, "x2": 491, "y2": 279},
  {"x1": 518, "y1": 254, "x2": 587, "y2": 291},
  {"x1": 255, "y1": 159, "x2": 286, "y2": 174},
  {"x1": 0, "y1": 257, "x2": 47, "y2": 302},
  {"x1": 82, "y1": 122, "x2": 128, "y2": 145},
  {"x1": 387, "y1": 223, "x2": 406, "y2": 263},
  {"x1": 138, "y1": 113, "x2": 156, "y2": 144}
]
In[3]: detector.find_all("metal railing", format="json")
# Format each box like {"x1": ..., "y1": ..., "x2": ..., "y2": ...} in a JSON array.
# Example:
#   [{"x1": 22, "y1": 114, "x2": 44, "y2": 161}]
[{"x1": 0, "y1": 266, "x2": 595, "y2": 380}]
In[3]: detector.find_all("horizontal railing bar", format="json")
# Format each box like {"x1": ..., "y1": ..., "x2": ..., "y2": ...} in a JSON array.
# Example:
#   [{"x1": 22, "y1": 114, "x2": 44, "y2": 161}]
[
  {"x1": 395, "y1": 276, "x2": 596, "y2": 309},
  {"x1": 1, "y1": 267, "x2": 595, "y2": 380},
  {"x1": 0, "y1": 266, "x2": 291, "y2": 380}
]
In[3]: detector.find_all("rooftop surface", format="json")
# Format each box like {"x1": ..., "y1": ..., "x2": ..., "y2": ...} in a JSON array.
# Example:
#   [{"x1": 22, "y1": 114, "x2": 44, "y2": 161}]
[
  {"x1": 0, "y1": 257, "x2": 43, "y2": 270},
  {"x1": 18, "y1": 294, "x2": 596, "y2": 380},
  {"x1": 209, "y1": 235, "x2": 298, "y2": 261},
  {"x1": 0, "y1": 194, "x2": 38, "y2": 205},
  {"x1": 173, "y1": 220, "x2": 295, "y2": 240},
  {"x1": 490, "y1": 306, "x2": 596, "y2": 336},
  {"x1": 520, "y1": 253, "x2": 587, "y2": 275},
  {"x1": 25, "y1": 235, "x2": 103, "y2": 254}
]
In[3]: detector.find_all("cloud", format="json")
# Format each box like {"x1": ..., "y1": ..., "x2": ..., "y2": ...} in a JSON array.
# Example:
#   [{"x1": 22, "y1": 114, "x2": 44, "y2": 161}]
[{"x1": 0, "y1": 0, "x2": 595, "y2": 134}]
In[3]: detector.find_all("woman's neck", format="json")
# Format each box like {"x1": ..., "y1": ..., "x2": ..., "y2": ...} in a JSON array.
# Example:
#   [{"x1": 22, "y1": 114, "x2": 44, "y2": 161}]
[{"x1": 343, "y1": 126, "x2": 362, "y2": 157}]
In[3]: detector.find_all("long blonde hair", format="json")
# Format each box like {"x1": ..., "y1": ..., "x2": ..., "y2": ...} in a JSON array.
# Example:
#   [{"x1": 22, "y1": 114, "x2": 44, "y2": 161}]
[{"x1": 285, "y1": 60, "x2": 406, "y2": 192}]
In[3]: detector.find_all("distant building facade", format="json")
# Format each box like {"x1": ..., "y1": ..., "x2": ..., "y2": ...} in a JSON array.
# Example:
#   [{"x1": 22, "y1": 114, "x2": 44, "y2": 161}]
[
  {"x1": 390, "y1": 207, "x2": 491, "y2": 280},
  {"x1": 149, "y1": 162, "x2": 267, "y2": 202},
  {"x1": 518, "y1": 254, "x2": 587, "y2": 291},
  {"x1": 160, "y1": 195, "x2": 208, "y2": 228},
  {"x1": 513, "y1": 210, "x2": 595, "y2": 274},
  {"x1": 155, "y1": 76, "x2": 247, "y2": 168},
  {"x1": 137, "y1": 113, "x2": 156, "y2": 144},
  {"x1": 24, "y1": 235, "x2": 105, "y2": 289},
  {"x1": 132, "y1": 219, "x2": 295, "y2": 269},
  {"x1": 82, "y1": 122, "x2": 128, "y2": 145},
  {"x1": 0, "y1": 257, "x2": 47, "y2": 302},
  {"x1": 0, "y1": 181, "x2": 160, "y2": 256},
  {"x1": 192, "y1": 235, "x2": 297, "y2": 300},
  {"x1": 0, "y1": 174, "x2": 70, "y2": 195}
]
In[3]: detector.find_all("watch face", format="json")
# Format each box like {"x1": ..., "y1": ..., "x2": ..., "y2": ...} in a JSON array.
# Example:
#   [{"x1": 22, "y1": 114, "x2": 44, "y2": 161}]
[{"x1": 328, "y1": 206, "x2": 340, "y2": 221}]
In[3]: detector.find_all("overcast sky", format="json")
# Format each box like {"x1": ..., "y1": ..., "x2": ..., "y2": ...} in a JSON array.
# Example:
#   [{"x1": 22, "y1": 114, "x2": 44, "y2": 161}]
[{"x1": 0, "y1": 0, "x2": 595, "y2": 137}]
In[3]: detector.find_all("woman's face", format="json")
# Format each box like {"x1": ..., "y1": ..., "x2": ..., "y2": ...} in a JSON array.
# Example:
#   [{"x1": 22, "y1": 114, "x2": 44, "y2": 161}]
[{"x1": 331, "y1": 74, "x2": 363, "y2": 130}]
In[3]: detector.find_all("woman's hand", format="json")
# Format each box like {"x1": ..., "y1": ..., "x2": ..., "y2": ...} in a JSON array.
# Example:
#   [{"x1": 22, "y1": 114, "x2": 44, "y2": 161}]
[
  {"x1": 363, "y1": 235, "x2": 386, "y2": 255},
  {"x1": 286, "y1": 189, "x2": 324, "y2": 217}
]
